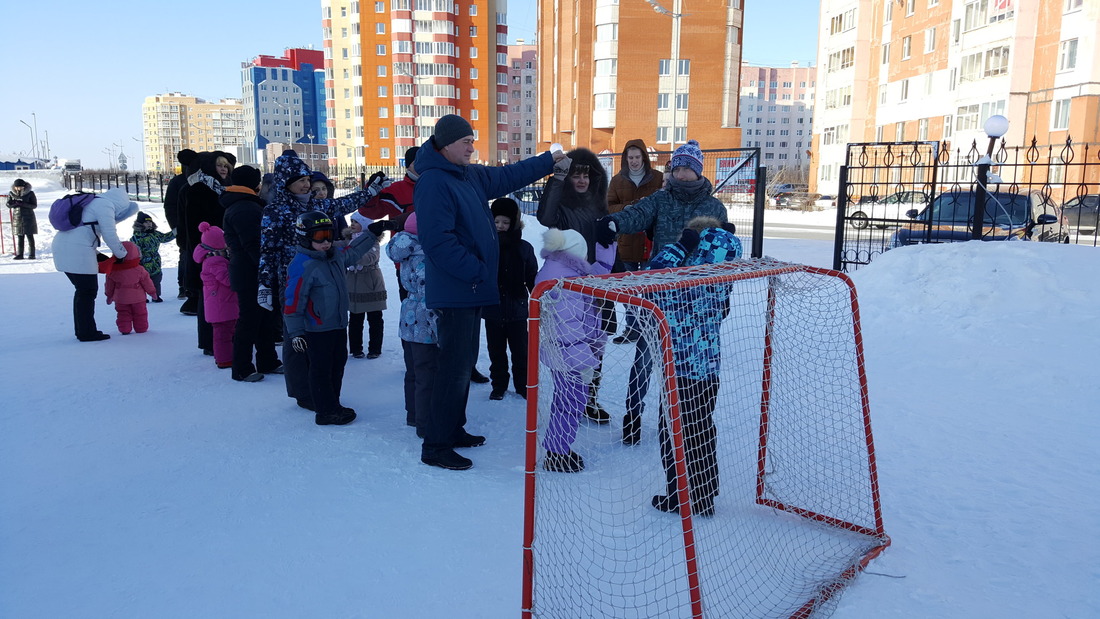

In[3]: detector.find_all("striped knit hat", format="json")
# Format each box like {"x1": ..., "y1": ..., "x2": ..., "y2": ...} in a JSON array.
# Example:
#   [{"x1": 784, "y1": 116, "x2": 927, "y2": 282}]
[{"x1": 670, "y1": 139, "x2": 704, "y2": 177}]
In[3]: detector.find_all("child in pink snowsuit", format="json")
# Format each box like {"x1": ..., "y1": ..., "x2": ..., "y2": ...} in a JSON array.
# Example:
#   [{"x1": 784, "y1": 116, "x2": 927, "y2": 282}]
[
  {"x1": 193, "y1": 222, "x2": 238, "y2": 368},
  {"x1": 105, "y1": 241, "x2": 159, "y2": 334}
]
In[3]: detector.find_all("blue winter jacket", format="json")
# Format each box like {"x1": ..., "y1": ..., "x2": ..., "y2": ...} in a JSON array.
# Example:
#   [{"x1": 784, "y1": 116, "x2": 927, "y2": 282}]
[
  {"x1": 647, "y1": 226, "x2": 742, "y2": 380},
  {"x1": 413, "y1": 140, "x2": 554, "y2": 309},
  {"x1": 283, "y1": 231, "x2": 379, "y2": 336}
]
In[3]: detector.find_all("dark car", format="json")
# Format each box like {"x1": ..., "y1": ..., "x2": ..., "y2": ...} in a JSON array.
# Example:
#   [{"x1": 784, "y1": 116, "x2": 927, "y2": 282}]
[
  {"x1": 890, "y1": 189, "x2": 1067, "y2": 247},
  {"x1": 1061, "y1": 194, "x2": 1100, "y2": 234}
]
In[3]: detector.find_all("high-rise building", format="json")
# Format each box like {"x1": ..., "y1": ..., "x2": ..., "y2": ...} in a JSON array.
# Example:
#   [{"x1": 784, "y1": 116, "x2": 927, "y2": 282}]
[
  {"x1": 738, "y1": 62, "x2": 817, "y2": 182},
  {"x1": 539, "y1": 0, "x2": 744, "y2": 155},
  {"x1": 812, "y1": 0, "x2": 1100, "y2": 194},
  {"x1": 322, "y1": 0, "x2": 510, "y2": 169},
  {"x1": 241, "y1": 48, "x2": 327, "y2": 169},
  {"x1": 506, "y1": 41, "x2": 538, "y2": 162},
  {"x1": 141, "y1": 94, "x2": 246, "y2": 174}
]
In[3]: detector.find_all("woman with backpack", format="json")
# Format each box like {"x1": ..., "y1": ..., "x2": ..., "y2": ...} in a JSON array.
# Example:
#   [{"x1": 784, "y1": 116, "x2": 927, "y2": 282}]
[{"x1": 51, "y1": 188, "x2": 139, "y2": 342}]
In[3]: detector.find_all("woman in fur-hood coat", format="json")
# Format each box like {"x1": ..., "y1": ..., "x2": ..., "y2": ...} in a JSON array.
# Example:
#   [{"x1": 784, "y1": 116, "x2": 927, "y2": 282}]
[{"x1": 536, "y1": 148, "x2": 609, "y2": 263}]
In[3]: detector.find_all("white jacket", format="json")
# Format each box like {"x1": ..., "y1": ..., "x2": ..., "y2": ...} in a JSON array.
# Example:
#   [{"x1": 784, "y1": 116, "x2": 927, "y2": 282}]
[{"x1": 51, "y1": 188, "x2": 139, "y2": 275}]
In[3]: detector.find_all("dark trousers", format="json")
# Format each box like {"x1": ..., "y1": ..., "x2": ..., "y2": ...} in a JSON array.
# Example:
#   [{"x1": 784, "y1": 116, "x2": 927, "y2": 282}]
[
  {"x1": 658, "y1": 377, "x2": 720, "y2": 507},
  {"x1": 423, "y1": 307, "x2": 481, "y2": 456},
  {"x1": 233, "y1": 292, "x2": 281, "y2": 379},
  {"x1": 195, "y1": 289, "x2": 213, "y2": 351},
  {"x1": 16, "y1": 234, "x2": 35, "y2": 258},
  {"x1": 277, "y1": 294, "x2": 312, "y2": 404},
  {"x1": 402, "y1": 339, "x2": 439, "y2": 431},
  {"x1": 626, "y1": 334, "x2": 655, "y2": 424},
  {"x1": 65, "y1": 272, "x2": 100, "y2": 339},
  {"x1": 304, "y1": 329, "x2": 348, "y2": 416},
  {"x1": 150, "y1": 271, "x2": 163, "y2": 299},
  {"x1": 620, "y1": 261, "x2": 643, "y2": 335},
  {"x1": 484, "y1": 318, "x2": 528, "y2": 396},
  {"x1": 349, "y1": 310, "x2": 384, "y2": 355}
]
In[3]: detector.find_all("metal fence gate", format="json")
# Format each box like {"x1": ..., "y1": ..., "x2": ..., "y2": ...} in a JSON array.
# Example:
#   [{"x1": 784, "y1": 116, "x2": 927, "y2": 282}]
[{"x1": 834, "y1": 137, "x2": 1100, "y2": 272}]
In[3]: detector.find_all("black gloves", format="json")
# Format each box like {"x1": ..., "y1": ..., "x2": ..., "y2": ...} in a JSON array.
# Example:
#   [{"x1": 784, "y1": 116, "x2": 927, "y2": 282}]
[
  {"x1": 721, "y1": 222, "x2": 737, "y2": 236},
  {"x1": 364, "y1": 171, "x2": 387, "y2": 198},
  {"x1": 595, "y1": 217, "x2": 617, "y2": 247},
  {"x1": 367, "y1": 221, "x2": 387, "y2": 237},
  {"x1": 291, "y1": 336, "x2": 308, "y2": 353},
  {"x1": 679, "y1": 228, "x2": 701, "y2": 254}
]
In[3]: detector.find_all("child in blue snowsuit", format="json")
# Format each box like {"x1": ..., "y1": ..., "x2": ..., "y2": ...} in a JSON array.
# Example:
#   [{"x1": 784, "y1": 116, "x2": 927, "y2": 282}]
[
  {"x1": 130, "y1": 211, "x2": 177, "y2": 301},
  {"x1": 284, "y1": 211, "x2": 381, "y2": 426},
  {"x1": 640, "y1": 216, "x2": 742, "y2": 517}
]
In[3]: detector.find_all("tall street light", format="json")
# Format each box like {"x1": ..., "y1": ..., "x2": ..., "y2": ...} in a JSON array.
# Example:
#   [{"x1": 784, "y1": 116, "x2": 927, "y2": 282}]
[
  {"x1": 646, "y1": 0, "x2": 688, "y2": 146},
  {"x1": 971, "y1": 114, "x2": 1009, "y2": 241},
  {"x1": 19, "y1": 120, "x2": 36, "y2": 159}
]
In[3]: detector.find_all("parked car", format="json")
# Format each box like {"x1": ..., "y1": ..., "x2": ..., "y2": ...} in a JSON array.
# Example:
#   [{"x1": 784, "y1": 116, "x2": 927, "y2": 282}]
[
  {"x1": 889, "y1": 189, "x2": 1067, "y2": 248},
  {"x1": 849, "y1": 191, "x2": 928, "y2": 229},
  {"x1": 1061, "y1": 194, "x2": 1100, "y2": 234},
  {"x1": 508, "y1": 186, "x2": 543, "y2": 215},
  {"x1": 815, "y1": 194, "x2": 837, "y2": 208}
]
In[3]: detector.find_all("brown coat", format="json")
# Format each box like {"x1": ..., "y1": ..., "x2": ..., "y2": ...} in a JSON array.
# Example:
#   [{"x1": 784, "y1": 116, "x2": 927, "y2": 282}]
[{"x1": 606, "y1": 139, "x2": 664, "y2": 263}]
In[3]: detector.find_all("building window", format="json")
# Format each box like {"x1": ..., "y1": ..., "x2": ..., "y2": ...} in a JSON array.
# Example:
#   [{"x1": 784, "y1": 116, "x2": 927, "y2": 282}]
[
  {"x1": 470, "y1": 26, "x2": 477, "y2": 36},
  {"x1": 963, "y1": 0, "x2": 987, "y2": 32},
  {"x1": 657, "y1": 93, "x2": 669, "y2": 109},
  {"x1": 1065, "y1": 0, "x2": 1083, "y2": 11},
  {"x1": 379, "y1": 127, "x2": 389, "y2": 139},
  {"x1": 677, "y1": 59, "x2": 690, "y2": 75},
  {"x1": 882, "y1": 42, "x2": 890, "y2": 64},
  {"x1": 595, "y1": 59, "x2": 617, "y2": 76},
  {"x1": 918, "y1": 118, "x2": 929, "y2": 140},
  {"x1": 674, "y1": 127, "x2": 686, "y2": 143},
  {"x1": 470, "y1": 4, "x2": 477, "y2": 14},
  {"x1": 376, "y1": 23, "x2": 386, "y2": 34},
  {"x1": 378, "y1": 107, "x2": 389, "y2": 118},
  {"x1": 984, "y1": 46, "x2": 1009, "y2": 77},
  {"x1": 906, "y1": 0, "x2": 915, "y2": 15},
  {"x1": 375, "y1": 1, "x2": 384, "y2": 11},
  {"x1": 378, "y1": 86, "x2": 388, "y2": 97},
  {"x1": 596, "y1": 23, "x2": 618, "y2": 41},
  {"x1": 925, "y1": 27, "x2": 936, "y2": 53},
  {"x1": 658, "y1": 59, "x2": 671, "y2": 75},
  {"x1": 902, "y1": 36, "x2": 912, "y2": 59},
  {"x1": 895, "y1": 121, "x2": 906, "y2": 141},
  {"x1": 594, "y1": 93, "x2": 616, "y2": 110},
  {"x1": 829, "y1": 9, "x2": 856, "y2": 34},
  {"x1": 900, "y1": 79, "x2": 910, "y2": 102},
  {"x1": 380, "y1": 147, "x2": 390, "y2": 159},
  {"x1": 376, "y1": 44, "x2": 387, "y2": 55},
  {"x1": 943, "y1": 115, "x2": 953, "y2": 138},
  {"x1": 956, "y1": 104, "x2": 979, "y2": 131},
  {"x1": 377, "y1": 65, "x2": 387, "y2": 77},
  {"x1": 827, "y1": 47, "x2": 855, "y2": 72},
  {"x1": 960, "y1": 51, "x2": 983, "y2": 82},
  {"x1": 1059, "y1": 39, "x2": 1078, "y2": 71},
  {"x1": 675, "y1": 93, "x2": 688, "y2": 110},
  {"x1": 1052, "y1": 99, "x2": 1071, "y2": 130},
  {"x1": 656, "y1": 126, "x2": 670, "y2": 143}
]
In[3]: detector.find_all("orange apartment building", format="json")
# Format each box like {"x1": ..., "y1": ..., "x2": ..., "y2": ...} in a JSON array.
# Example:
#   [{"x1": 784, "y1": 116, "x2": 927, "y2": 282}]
[
  {"x1": 812, "y1": 0, "x2": 1100, "y2": 194},
  {"x1": 539, "y1": 0, "x2": 744, "y2": 158},
  {"x1": 322, "y1": 0, "x2": 510, "y2": 168}
]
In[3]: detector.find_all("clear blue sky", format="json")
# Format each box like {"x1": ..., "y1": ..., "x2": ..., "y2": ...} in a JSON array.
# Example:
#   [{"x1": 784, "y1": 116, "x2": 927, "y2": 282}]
[{"x1": 0, "y1": 0, "x2": 818, "y2": 171}]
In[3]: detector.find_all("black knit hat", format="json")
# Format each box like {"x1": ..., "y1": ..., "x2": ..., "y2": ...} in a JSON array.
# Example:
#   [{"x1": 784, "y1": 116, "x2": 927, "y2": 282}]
[
  {"x1": 404, "y1": 146, "x2": 420, "y2": 168},
  {"x1": 136, "y1": 211, "x2": 153, "y2": 224},
  {"x1": 231, "y1": 165, "x2": 262, "y2": 190},
  {"x1": 433, "y1": 114, "x2": 473, "y2": 148}
]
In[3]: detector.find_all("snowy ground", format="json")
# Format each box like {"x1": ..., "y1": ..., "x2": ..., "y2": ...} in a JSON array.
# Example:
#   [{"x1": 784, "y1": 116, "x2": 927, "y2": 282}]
[{"x1": 1, "y1": 173, "x2": 1098, "y2": 617}]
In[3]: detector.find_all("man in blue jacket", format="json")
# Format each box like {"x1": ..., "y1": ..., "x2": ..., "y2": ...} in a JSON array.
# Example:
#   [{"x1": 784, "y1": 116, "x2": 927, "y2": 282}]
[{"x1": 414, "y1": 114, "x2": 564, "y2": 470}]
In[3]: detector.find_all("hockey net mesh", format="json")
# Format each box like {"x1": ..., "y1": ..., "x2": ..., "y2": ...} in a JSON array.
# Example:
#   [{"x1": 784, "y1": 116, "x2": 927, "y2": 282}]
[{"x1": 524, "y1": 258, "x2": 889, "y2": 619}]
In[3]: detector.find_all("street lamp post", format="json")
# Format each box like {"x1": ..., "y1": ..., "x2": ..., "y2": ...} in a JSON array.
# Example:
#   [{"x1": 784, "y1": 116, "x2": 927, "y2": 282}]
[
  {"x1": 646, "y1": 0, "x2": 687, "y2": 146},
  {"x1": 19, "y1": 120, "x2": 36, "y2": 159},
  {"x1": 971, "y1": 114, "x2": 1009, "y2": 241}
]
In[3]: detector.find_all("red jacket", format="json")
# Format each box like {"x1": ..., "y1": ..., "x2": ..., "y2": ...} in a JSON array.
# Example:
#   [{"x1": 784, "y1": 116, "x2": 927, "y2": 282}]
[{"x1": 359, "y1": 174, "x2": 416, "y2": 228}]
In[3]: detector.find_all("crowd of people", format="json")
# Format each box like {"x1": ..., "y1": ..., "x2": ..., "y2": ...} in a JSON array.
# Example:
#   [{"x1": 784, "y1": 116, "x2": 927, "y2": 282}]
[{"x1": 45, "y1": 114, "x2": 743, "y2": 515}]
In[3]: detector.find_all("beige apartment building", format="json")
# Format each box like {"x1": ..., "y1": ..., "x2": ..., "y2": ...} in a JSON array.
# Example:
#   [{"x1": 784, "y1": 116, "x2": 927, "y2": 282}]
[
  {"x1": 506, "y1": 42, "x2": 538, "y2": 162},
  {"x1": 539, "y1": 0, "x2": 744, "y2": 156},
  {"x1": 322, "y1": 0, "x2": 511, "y2": 169},
  {"x1": 141, "y1": 94, "x2": 246, "y2": 174},
  {"x1": 812, "y1": 0, "x2": 1100, "y2": 194},
  {"x1": 739, "y1": 62, "x2": 817, "y2": 182}
]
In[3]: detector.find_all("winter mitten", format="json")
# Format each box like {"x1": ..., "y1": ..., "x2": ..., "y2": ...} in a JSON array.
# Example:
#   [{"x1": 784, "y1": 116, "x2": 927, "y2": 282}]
[
  {"x1": 257, "y1": 286, "x2": 273, "y2": 312},
  {"x1": 679, "y1": 228, "x2": 701, "y2": 254},
  {"x1": 364, "y1": 172, "x2": 387, "y2": 198},
  {"x1": 291, "y1": 336, "x2": 308, "y2": 353},
  {"x1": 367, "y1": 221, "x2": 387, "y2": 238},
  {"x1": 552, "y1": 156, "x2": 572, "y2": 181},
  {"x1": 721, "y1": 222, "x2": 737, "y2": 236},
  {"x1": 595, "y1": 217, "x2": 617, "y2": 247}
]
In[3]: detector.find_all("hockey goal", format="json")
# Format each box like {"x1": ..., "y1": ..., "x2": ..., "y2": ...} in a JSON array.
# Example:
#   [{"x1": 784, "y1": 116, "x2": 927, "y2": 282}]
[{"x1": 523, "y1": 258, "x2": 890, "y2": 619}]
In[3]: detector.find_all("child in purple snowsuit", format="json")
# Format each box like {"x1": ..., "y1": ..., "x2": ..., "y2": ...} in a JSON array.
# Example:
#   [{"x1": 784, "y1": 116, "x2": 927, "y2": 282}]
[
  {"x1": 193, "y1": 222, "x2": 238, "y2": 369},
  {"x1": 533, "y1": 228, "x2": 616, "y2": 473}
]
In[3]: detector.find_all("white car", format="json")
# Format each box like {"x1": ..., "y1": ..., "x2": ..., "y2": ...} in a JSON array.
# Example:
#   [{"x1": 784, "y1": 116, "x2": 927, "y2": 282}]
[{"x1": 849, "y1": 191, "x2": 928, "y2": 229}]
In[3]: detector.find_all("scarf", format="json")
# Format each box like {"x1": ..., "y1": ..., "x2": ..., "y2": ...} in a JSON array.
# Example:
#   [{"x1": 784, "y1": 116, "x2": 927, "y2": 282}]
[{"x1": 667, "y1": 176, "x2": 711, "y2": 203}]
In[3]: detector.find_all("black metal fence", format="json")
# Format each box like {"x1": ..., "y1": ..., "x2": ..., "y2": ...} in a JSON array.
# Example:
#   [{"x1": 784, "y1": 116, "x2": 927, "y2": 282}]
[
  {"x1": 834, "y1": 137, "x2": 1100, "y2": 272},
  {"x1": 64, "y1": 172, "x2": 175, "y2": 202}
]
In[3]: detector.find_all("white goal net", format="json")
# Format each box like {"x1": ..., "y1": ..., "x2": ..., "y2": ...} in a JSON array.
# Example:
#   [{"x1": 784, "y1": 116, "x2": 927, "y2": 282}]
[{"x1": 523, "y1": 258, "x2": 890, "y2": 619}]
